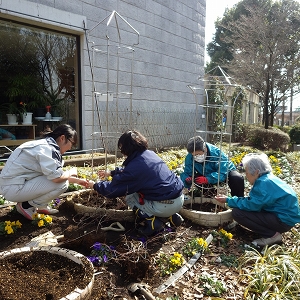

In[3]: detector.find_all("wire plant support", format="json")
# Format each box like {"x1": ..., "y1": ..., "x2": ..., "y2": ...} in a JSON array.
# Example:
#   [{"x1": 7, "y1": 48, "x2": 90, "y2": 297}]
[
  {"x1": 86, "y1": 11, "x2": 139, "y2": 173},
  {"x1": 183, "y1": 66, "x2": 243, "y2": 226}
]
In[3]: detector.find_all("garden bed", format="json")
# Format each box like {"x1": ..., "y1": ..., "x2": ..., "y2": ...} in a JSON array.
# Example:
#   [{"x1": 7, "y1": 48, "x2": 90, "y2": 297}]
[
  {"x1": 0, "y1": 194, "x2": 250, "y2": 300},
  {"x1": 1, "y1": 148, "x2": 300, "y2": 299},
  {"x1": 181, "y1": 197, "x2": 232, "y2": 227},
  {"x1": 0, "y1": 246, "x2": 94, "y2": 300},
  {"x1": 63, "y1": 153, "x2": 116, "y2": 167}
]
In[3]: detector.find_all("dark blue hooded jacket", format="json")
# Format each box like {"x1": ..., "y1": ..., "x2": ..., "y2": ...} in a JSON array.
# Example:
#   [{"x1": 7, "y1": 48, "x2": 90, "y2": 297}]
[{"x1": 93, "y1": 150, "x2": 183, "y2": 200}]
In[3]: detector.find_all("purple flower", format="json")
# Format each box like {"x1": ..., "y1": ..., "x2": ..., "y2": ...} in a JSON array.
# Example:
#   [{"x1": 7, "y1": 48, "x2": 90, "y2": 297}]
[
  {"x1": 52, "y1": 198, "x2": 61, "y2": 207},
  {"x1": 103, "y1": 255, "x2": 108, "y2": 262},
  {"x1": 87, "y1": 256, "x2": 99, "y2": 264},
  {"x1": 93, "y1": 242, "x2": 102, "y2": 250}
]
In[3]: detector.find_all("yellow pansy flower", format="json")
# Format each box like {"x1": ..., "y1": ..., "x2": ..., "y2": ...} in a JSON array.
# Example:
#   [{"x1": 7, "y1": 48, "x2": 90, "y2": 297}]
[
  {"x1": 15, "y1": 220, "x2": 22, "y2": 228},
  {"x1": 45, "y1": 216, "x2": 52, "y2": 223},
  {"x1": 5, "y1": 225, "x2": 14, "y2": 234},
  {"x1": 38, "y1": 220, "x2": 44, "y2": 227}
]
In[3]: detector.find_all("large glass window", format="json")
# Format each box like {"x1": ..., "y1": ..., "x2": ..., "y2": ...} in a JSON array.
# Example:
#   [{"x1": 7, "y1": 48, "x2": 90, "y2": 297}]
[{"x1": 0, "y1": 19, "x2": 80, "y2": 148}]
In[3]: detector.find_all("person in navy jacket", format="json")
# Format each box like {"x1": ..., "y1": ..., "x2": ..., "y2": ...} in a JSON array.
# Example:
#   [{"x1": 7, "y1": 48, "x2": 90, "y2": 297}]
[
  {"x1": 87, "y1": 130, "x2": 184, "y2": 236},
  {"x1": 216, "y1": 153, "x2": 300, "y2": 246},
  {"x1": 180, "y1": 136, "x2": 244, "y2": 197}
]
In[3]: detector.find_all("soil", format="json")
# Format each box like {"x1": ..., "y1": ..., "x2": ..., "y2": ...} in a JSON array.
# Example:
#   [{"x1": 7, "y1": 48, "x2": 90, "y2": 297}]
[
  {"x1": 0, "y1": 190, "x2": 295, "y2": 300},
  {"x1": 0, "y1": 251, "x2": 93, "y2": 300}
]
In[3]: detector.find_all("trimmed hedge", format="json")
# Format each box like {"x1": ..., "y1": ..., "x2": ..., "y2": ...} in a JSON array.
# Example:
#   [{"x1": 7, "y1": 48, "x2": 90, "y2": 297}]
[
  {"x1": 237, "y1": 124, "x2": 290, "y2": 151},
  {"x1": 289, "y1": 125, "x2": 300, "y2": 144}
]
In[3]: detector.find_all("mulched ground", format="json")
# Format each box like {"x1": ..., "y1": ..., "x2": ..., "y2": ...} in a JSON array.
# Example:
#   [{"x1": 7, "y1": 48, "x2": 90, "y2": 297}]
[{"x1": 0, "y1": 190, "x2": 275, "y2": 300}]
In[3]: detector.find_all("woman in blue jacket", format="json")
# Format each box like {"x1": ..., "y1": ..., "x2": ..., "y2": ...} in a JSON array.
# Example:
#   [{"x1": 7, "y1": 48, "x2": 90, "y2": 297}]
[
  {"x1": 87, "y1": 130, "x2": 184, "y2": 236},
  {"x1": 216, "y1": 153, "x2": 300, "y2": 246},
  {"x1": 180, "y1": 136, "x2": 244, "y2": 197}
]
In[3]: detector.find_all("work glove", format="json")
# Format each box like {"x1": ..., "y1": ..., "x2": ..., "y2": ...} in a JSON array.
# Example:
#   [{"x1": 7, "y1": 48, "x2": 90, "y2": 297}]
[
  {"x1": 185, "y1": 177, "x2": 193, "y2": 185},
  {"x1": 194, "y1": 176, "x2": 208, "y2": 185}
]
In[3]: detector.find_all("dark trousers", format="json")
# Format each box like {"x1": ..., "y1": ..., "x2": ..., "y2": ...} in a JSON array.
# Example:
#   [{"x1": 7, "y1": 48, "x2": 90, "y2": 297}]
[
  {"x1": 232, "y1": 208, "x2": 292, "y2": 237},
  {"x1": 228, "y1": 170, "x2": 244, "y2": 197}
]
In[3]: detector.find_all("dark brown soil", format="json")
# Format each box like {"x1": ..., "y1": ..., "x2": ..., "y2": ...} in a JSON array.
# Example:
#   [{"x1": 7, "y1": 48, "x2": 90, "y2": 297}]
[
  {"x1": 0, "y1": 190, "x2": 278, "y2": 300},
  {"x1": 0, "y1": 251, "x2": 93, "y2": 300}
]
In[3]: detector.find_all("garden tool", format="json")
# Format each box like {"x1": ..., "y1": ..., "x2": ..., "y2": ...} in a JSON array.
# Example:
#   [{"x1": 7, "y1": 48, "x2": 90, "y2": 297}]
[
  {"x1": 25, "y1": 231, "x2": 64, "y2": 247},
  {"x1": 101, "y1": 221, "x2": 125, "y2": 232},
  {"x1": 127, "y1": 282, "x2": 156, "y2": 300}
]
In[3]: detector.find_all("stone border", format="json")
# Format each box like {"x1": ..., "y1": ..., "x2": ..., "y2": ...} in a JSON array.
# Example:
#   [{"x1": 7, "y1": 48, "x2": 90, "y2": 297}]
[{"x1": 180, "y1": 197, "x2": 232, "y2": 227}]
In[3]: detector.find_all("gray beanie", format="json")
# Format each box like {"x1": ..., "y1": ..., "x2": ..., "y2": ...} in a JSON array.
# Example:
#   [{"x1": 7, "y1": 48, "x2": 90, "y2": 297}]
[{"x1": 186, "y1": 136, "x2": 205, "y2": 153}]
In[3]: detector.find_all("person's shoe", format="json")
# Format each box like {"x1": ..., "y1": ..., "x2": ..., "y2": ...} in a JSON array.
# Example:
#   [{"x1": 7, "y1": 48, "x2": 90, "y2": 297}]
[
  {"x1": 137, "y1": 216, "x2": 165, "y2": 236},
  {"x1": 252, "y1": 232, "x2": 282, "y2": 247},
  {"x1": 37, "y1": 206, "x2": 59, "y2": 214},
  {"x1": 16, "y1": 202, "x2": 37, "y2": 220},
  {"x1": 224, "y1": 220, "x2": 238, "y2": 231},
  {"x1": 133, "y1": 206, "x2": 149, "y2": 223},
  {"x1": 168, "y1": 213, "x2": 184, "y2": 227}
]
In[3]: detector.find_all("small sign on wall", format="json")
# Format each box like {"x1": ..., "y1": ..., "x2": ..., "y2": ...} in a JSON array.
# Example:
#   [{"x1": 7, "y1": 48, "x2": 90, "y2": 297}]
[{"x1": 95, "y1": 93, "x2": 113, "y2": 102}]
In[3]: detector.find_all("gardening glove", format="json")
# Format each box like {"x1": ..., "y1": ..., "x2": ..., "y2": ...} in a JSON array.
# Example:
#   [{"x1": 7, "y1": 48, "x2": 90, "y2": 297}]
[
  {"x1": 194, "y1": 176, "x2": 208, "y2": 185},
  {"x1": 185, "y1": 177, "x2": 193, "y2": 185}
]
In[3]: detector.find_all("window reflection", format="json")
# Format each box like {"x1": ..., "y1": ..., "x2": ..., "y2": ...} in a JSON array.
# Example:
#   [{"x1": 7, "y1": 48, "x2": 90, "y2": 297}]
[{"x1": 0, "y1": 20, "x2": 79, "y2": 147}]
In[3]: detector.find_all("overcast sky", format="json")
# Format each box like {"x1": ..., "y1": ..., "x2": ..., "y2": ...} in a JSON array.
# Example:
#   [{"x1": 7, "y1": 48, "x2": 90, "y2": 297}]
[{"x1": 205, "y1": 0, "x2": 240, "y2": 64}]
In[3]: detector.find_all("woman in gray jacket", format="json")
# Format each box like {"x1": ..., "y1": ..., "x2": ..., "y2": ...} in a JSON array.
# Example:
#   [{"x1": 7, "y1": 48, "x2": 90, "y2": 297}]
[{"x1": 0, "y1": 124, "x2": 89, "y2": 220}]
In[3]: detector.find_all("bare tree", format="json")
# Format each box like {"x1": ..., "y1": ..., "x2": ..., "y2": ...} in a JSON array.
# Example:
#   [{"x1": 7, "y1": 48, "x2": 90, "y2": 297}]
[{"x1": 215, "y1": 0, "x2": 300, "y2": 128}]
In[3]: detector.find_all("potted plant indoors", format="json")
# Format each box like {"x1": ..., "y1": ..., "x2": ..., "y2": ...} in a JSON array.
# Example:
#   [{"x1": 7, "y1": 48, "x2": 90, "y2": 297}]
[
  {"x1": 19, "y1": 102, "x2": 34, "y2": 124},
  {"x1": 2, "y1": 101, "x2": 21, "y2": 124},
  {"x1": 5, "y1": 74, "x2": 45, "y2": 124},
  {"x1": 44, "y1": 91, "x2": 65, "y2": 118}
]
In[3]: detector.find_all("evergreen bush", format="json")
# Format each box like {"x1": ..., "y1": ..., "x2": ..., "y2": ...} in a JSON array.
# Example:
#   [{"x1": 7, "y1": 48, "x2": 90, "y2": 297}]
[
  {"x1": 289, "y1": 125, "x2": 300, "y2": 144},
  {"x1": 237, "y1": 124, "x2": 290, "y2": 151}
]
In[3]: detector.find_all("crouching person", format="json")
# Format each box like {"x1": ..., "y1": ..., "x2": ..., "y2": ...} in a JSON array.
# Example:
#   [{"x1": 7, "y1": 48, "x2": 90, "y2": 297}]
[
  {"x1": 180, "y1": 136, "x2": 244, "y2": 197},
  {"x1": 0, "y1": 124, "x2": 89, "y2": 220},
  {"x1": 87, "y1": 130, "x2": 184, "y2": 236},
  {"x1": 215, "y1": 153, "x2": 300, "y2": 246}
]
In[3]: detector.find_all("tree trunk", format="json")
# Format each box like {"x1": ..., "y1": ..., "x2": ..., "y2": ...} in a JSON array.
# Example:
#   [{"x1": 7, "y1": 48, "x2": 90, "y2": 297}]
[{"x1": 264, "y1": 93, "x2": 269, "y2": 129}]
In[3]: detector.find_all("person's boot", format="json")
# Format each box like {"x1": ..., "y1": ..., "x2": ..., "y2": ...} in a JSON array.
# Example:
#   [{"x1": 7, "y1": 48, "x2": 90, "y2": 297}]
[
  {"x1": 138, "y1": 215, "x2": 165, "y2": 236},
  {"x1": 132, "y1": 206, "x2": 148, "y2": 223},
  {"x1": 168, "y1": 213, "x2": 184, "y2": 227}
]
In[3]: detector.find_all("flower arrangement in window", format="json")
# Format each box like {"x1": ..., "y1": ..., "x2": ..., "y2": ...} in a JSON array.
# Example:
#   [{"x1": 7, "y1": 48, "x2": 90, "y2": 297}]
[{"x1": 19, "y1": 102, "x2": 28, "y2": 114}]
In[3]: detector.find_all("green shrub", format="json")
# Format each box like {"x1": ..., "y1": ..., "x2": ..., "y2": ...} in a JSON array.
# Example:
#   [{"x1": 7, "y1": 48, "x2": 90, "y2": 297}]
[
  {"x1": 273, "y1": 125, "x2": 291, "y2": 134},
  {"x1": 237, "y1": 124, "x2": 290, "y2": 151},
  {"x1": 289, "y1": 125, "x2": 300, "y2": 144}
]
